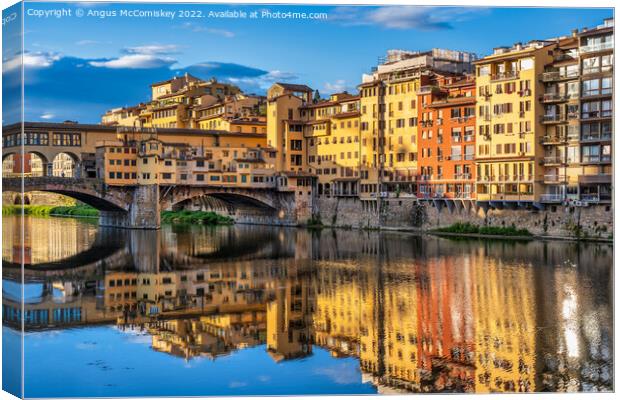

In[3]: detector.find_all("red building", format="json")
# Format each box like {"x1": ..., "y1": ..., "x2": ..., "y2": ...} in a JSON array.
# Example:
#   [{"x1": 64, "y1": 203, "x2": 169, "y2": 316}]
[{"x1": 417, "y1": 75, "x2": 476, "y2": 200}]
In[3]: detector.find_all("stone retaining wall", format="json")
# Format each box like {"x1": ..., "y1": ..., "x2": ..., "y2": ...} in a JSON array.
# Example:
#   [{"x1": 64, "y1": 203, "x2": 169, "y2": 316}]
[{"x1": 316, "y1": 196, "x2": 613, "y2": 240}]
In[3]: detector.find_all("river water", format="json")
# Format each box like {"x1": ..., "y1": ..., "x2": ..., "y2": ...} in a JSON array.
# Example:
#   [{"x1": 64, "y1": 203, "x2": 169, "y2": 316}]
[{"x1": 1, "y1": 216, "x2": 613, "y2": 396}]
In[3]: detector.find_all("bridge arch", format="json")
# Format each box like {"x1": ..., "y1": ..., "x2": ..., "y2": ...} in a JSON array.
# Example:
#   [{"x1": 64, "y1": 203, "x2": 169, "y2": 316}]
[
  {"x1": 3, "y1": 177, "x2": 132, "y2": 212},
  {"x1": 2, "y1": 151, "x2": 48, "y2": 177},
  {"x1": 51, "y1": 151, "x2": 79, "y2": 178},
  {"x1": 161, "y1": 186, "x2": 280, "y2": 212}
]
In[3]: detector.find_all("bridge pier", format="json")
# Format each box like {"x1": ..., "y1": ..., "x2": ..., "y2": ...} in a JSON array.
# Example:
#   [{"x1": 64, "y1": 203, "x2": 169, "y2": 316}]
[{"x1": 100, "y1": 185, "x2": 160, "y2": 229}]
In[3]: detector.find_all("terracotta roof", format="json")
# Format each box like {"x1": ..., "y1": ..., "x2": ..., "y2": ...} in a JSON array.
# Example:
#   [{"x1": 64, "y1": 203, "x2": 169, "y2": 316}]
[
  {"x1": 301, "y1": 95, "x2": 360, "y2": 109},
  {"x1": 151, "y1": 73, "x2": 202, "y2": 87}
]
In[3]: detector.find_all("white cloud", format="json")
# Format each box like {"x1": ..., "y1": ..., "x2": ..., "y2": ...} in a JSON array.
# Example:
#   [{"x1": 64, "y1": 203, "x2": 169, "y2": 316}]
[
  {"x1": 228, "y1": 70, "x2": 298, "y2": 90},
  {"x1": 179, "y1": 22, "x2": 235, "y2": 38},
  {"x1": 206, "y1": 28, "x2": 235, "y2": 38},
  {"x1": 331, "y1": 6, "x2": 486, "y2": 30},
  {"x1": 324, "y1": 79, "x2": 347, "y2": 93},
  {"x1": 40, "y1": 113, "x2": 55, "y2": 120},
  {"x1": 123, "y1": 44, "x2": 182, "y2": 55},
  {"x1": 75, "y1": 39, "x2": 103, "y2": 46},
  {"x1": 313, "y1": 366, "x2": 360, "y2": 384},
  {"x1": 3, "y1": 52, "x2": 60, "y2": 72},
  {"x1": 89, "y1": 54, "x2": 177, "y2": 69}
]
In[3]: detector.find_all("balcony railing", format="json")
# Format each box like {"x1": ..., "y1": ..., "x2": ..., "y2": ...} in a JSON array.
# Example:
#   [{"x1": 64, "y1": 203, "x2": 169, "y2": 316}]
[
  {"x1": 541, "y1": 114, "x2": 566, "y2": 123},
  {"x1": 544, "y1": 174, "x2": 567, "y2": 183},
  {"x1": 544, "y1": 156, "x2": 565, "y2": 164},
  {"x1": 580, "y1": 42, "x2": 614, "y2": 53},
  {"x1": 540, "y1": 194, "x2": 565, "y2": 203},
  {"x1": 540, "y1": 93, "x2": 575, "y2": 103},
  {"x1": 581, "y1": 111, "x2": 613, "y2": 120},
  {"x1": 581, "y1": 133, "x2": 612, "y2": 142},
  {"x1": 541, "y1": 134, "x2": 567, "y2": 144},
  {"x1": 540, "y1": 70, "x2": 579, "y2": 82},
  {"x1": 490, "y1": 70, "x2": 519, "y2": 81},
  {"x1": 582, "y1": 155, "x2": 612, "y2": 164}
]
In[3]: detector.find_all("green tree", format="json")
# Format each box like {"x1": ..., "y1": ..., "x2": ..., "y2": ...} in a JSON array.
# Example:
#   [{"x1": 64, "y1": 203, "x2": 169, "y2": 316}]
[{"x1": 313, "y1": 89, "x2": 321, "y2": 103}]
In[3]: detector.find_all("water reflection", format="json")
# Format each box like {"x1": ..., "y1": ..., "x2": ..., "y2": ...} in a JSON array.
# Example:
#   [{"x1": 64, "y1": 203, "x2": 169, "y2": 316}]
[{"x1": 2, "y1": 216, "x2": 613, "y2": 394}]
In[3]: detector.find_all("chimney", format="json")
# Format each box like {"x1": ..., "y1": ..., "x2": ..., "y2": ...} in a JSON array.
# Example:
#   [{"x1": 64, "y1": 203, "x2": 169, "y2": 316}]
[{"x1": 572, "y1": 29, "x2": 578, "y2": 37}]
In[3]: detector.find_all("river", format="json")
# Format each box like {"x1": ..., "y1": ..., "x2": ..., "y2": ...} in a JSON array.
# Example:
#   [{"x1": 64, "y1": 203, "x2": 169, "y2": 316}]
[{"x1": 1, "y1": 216, "x2": 613, "y2": 396}]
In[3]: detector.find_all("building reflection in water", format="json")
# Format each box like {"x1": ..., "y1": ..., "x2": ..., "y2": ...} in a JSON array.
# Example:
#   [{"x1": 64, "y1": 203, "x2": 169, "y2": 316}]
[{"x1": 2, "y1": 216, "x2": 613, "y2": 393}]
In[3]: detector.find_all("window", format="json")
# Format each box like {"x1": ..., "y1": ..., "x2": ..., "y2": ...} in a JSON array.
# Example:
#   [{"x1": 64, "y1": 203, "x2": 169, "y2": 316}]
[
  {"x1": 582, "y1": 79, "x2": 600, "y2": 97},
  {"x1": 582, "y1": 145, "x2": 600, "y2": 163},
  {"x1": 519, "y1": 58, "x2": 534, "y2": 70}
]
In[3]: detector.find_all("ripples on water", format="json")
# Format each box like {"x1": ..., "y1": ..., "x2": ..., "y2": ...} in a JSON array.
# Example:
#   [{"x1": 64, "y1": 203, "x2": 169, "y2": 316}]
[{"x1": 1, "y1": 216, "x2": 613, "y2": 396}]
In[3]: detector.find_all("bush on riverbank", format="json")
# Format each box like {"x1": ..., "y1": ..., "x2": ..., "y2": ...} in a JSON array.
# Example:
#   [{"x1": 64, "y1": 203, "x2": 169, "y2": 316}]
[
  {"x1": 2, "y1": 205, "x2": 100, "y2": 217},
  {"x1": 436, "y1": 222, "x2": 532, "y2": 237},
  {"x1": 161, "y1": 210, "x2": 233, "y2": 225}
]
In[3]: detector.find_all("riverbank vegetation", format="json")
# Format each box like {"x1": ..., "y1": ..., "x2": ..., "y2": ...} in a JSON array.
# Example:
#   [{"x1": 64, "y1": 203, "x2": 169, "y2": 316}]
[
  {"x1": 2, "y1": 205, "x2": 100, "y2": 218},
  {"x1": 160, "y1": 210, "x2": 233, "y2": 225},
  {"x1": 435, "y1": 222, "x2": 532, "y2": 237},
  {"x1": 4, "y1": 205, "x2": 234, "y2": 225}
]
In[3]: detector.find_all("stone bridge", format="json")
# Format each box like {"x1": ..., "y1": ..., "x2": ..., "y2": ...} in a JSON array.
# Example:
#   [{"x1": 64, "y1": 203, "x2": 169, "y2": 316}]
[{"x1": 3, "y1": 176, "x2": 301, "y2": 229}]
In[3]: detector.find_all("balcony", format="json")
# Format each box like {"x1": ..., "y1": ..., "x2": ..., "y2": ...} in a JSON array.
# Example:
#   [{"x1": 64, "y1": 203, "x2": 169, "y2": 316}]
[
  {"x1": 540, "y1": 134, "x2": 567, "y2": 144},
  {"x1": 540, "y1": 194, "x2": 565, "y2": 203},
  {"x1": 581, "y1": 155, "x2": 612, "y2": 164},
  {"x1": 540, "y1": 93, "x2": 574, "y2": 103},
  {"x1": 490, "y1": 70, "x2": 519, "y2": 82},
  {"x1": 476, "y1": 175, "x2": 496, "y2": 182},
  {"x1": 540, "y1": 70, "x2": 579, "y2": 82},
  {"x1": 541, "y1": 113, "x2": 578, "y2": 124},
  {"x1": 581, "y1": 133, "x2": 612, "y2": 143},
  {"x1": 580, "y1": 42, "x2": 614, "y2": 53},
  {"x1": 553, "y1": 53, "x2": 577, "y2": 62},
  {"x1": 544, "y1": 174, "x2": 567, "y2": 184},
  {"x1": 543, "y1": 156, "x2": 566, "y2": 165},
  {"x1": 581, "y1": 111, "x2": 613, "y2": 121},
  {"x1": 541, "y1": 114, "x2": 566, "y2": 124},
  {"x1": 454, "y1": 173, "x2": 472, "y2": 180}
]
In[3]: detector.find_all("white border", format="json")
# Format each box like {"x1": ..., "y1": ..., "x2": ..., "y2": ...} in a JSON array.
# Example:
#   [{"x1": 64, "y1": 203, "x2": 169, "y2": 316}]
[{"x1": 0, "y1": 1, "x2": 617, "y2": 400}]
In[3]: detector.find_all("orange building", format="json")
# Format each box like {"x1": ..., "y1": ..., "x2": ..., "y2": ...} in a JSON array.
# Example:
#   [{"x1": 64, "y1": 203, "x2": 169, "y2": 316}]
[{"x1": 417, "y1": 75, "x2": 476, "y2": 200}]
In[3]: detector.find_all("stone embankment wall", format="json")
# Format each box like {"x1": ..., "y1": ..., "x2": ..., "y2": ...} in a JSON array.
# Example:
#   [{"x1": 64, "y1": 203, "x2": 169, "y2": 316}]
[{"x1": 316, "y1": 197, "x2": 613, "y2": 240}]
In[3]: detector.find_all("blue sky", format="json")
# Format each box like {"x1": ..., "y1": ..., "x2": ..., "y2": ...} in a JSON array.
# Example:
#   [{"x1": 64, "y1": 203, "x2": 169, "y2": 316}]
[{"x1": 2, "y1": 2, "x2": 613, "y2": 124}]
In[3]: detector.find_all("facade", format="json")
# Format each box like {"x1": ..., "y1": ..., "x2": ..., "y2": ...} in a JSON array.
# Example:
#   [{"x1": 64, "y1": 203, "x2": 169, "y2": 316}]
[
  {"x1": 417, "y1": 75, "x2": 477, "y2": 199},
  {"x1": 475, "y1": 17, "x2": 613, "y2": 206},
  {"x1": 7, "y1": 18, "x2": 613, "y2": 210},
  {"x1": 576, "y1": 19, "x2": 613, "y2": 203},
  {"x1": 301, "y1": 92, "x2": 361, "y2": 196},
  {"x1": 474, "y1": 40, "x2": 552, "y2": 205}
]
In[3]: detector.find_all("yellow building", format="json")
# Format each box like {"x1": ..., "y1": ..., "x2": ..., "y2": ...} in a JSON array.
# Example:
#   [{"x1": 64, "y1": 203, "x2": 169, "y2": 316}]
[
  {"x1": 95, "y1": 126, "x2": 275, "y2": 189},
  {"x1": 266, "y1": 82, "x2": 313, "y2": 172},
  {"x1": 193, "y1": 94, "x2": 266, "y2": 131},
  {"x1": 357, "y1": 49, "x2": 477, "y2": 198},
  {"x1": 302, "y1": 93, "x2": 361, "y2": 196},
  {"x1": 101, "y1": 104, "x2": 145, "y2": 127},
  {"x1": 474, "y1": 41, "x2": 554, "y2": 204}
]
